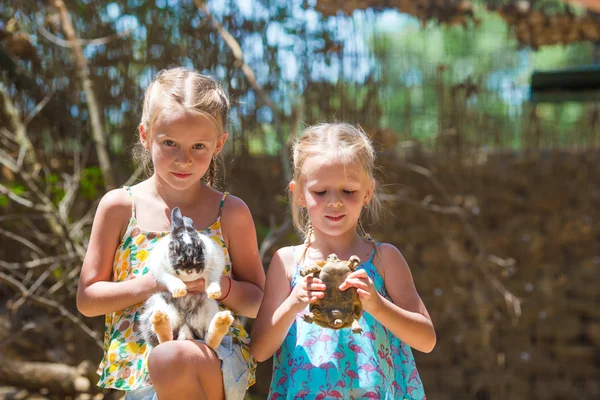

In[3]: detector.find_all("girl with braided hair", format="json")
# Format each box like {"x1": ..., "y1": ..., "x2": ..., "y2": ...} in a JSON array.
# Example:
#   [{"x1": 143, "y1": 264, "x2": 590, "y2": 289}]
[
  {"x1": 77, "y1": 67, "x2": 265, "y2": 400},
  {"x1": 251, "y1": 122, "x2": 435, "y2": 399}
]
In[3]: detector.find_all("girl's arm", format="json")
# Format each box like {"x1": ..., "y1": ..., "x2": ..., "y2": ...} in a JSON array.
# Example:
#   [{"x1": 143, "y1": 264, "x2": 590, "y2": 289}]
[
  {"x1": 219, "y1": 195, "x2": 265, "y2": 318},
  {"x1": 76, "y1": 189, "x2": 162, "y2": 317},
  {"x1": 251, "y1": 247, "x2": 325, "y2": 362},
  {"x1": 340, "y1": 243, "x2": 436, "y2": 353}
]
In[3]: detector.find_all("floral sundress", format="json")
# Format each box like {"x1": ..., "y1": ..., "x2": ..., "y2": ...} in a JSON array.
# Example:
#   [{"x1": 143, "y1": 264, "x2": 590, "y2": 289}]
[{"x1": 96, "y1": 187, "x2": 256, "y2": 391}]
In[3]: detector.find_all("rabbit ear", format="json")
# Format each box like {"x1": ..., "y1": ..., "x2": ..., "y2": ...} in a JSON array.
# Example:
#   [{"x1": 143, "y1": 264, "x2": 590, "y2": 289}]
[
  {"x1": 171, "y1": 207, "x2": 184, "y2": 232},
  {"x1": 183, "y1": 216, "x2": 196, "y2": 230}
]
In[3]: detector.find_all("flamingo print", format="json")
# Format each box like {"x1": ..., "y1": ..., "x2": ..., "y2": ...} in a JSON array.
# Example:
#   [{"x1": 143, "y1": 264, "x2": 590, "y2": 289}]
[
  {"x1": 276, "y1": 370, "x2": 288, "y2": 388},
  {"x1": 320, "y1": 362, "x2": 336, "y2": 380},
  {"x1": 344, "y1": 361, "x2": 361, "y2": 382},
  {"x1": 406, "y1": 385, "x2": 420, "y2": 396},
  {"x1": 348, "y1": 336, "x2": 366, "y2": 360},
  {"x1": 362, "y1": 388, "x2": 381, "y2": 399},
  {"x1": 333, "y1": 378, "x2": 346, "y2": 390},
  {"x1": 293, "y1": 381, "x2": 311, "y2": 400},
  {"x1": 331, "y1": 350, "x2": 345, "y2": 361},
  {"x1": 316, "y1": 331, "x2": 334, "y2": 353},
  {"x1": 400, "y1": 343, "x2": 412, "y2": 364},
  {"x1": 290, "y1": 355, "x2": 312, "y2": 385},
  {"x1": 317, "y1": 355, "x2": 336, "y2": 380},
  {"x1": 392, "y1": 380, "x2": 404, "y2": 394},
  {"x1": 362, "y1": 330, "x2": 376, "y2": 341},
  {"x1": 290, "y1": 363, "x2": 313, "y2": 384},
  {"x1": 377, "y1": 345, "x2": 393, "y2": 369},
  {"x1": 357, "y1": 359, "x2": 379, "y2": 384},
  {"x1": 407, "y1": 368, "x2": 421, "y2": 385},
  {"x1": 298, "y1": 358, "x2": 314, "y2": 380},
  {"x1": 316, "y1": 384, "x2": 344, "y2": 400},
  {"x1": 302, "y1": 334, "x2": 318, "y2": 354}
]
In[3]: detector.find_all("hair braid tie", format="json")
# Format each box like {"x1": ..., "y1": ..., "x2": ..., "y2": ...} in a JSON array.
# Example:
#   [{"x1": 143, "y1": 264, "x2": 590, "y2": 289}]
[{"x1": 358, "y1": 219, "x2": 376, "y2": 244}]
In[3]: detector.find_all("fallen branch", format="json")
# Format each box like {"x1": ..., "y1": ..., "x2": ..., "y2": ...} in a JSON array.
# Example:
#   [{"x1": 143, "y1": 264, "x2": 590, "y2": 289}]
[{"x1": 0, "y1": 356, "x2": 94, "y2": 395}]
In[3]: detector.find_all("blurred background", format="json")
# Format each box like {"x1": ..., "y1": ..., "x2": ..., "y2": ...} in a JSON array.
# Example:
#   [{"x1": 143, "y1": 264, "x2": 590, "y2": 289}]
[{"x1": 1, "y1": 0, "x2": 599, "y2": 399}]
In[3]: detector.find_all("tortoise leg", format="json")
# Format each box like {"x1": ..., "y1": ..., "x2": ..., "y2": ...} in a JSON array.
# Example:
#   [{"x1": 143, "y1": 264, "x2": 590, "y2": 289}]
[
  {"x1": 299, "y1": 264, "x2": 322, "y2": 277},
  {"x1": 351, "y1": 319, "x2": 363, "y2": 333},
  {"x1": 302, "y1": 312, "x2": 315, "y2": 324},
  {"x1": 347, "y1": 256, "x2": 361, "y2": 271}
]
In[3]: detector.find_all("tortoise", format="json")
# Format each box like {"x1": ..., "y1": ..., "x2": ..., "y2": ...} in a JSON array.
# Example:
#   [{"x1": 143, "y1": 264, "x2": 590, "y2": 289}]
[{"x1": 299, "y1": 253, "x2": 363, "y2": 333}]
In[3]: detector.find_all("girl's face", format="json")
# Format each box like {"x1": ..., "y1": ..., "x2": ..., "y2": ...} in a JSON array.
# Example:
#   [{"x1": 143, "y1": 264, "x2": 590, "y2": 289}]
[
  {"x1": 294, "y1": 155, "x2": 373, "y2": 238},
  {"x1": 140, "y1": 106, "x2": 227, "y2": 191}
]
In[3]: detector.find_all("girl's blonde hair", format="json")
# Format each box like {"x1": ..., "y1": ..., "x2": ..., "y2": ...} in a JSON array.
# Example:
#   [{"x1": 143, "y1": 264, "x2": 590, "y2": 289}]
[
  {"x1": 133, "y1": 67, "x2": 230, "y2": 187},
  {"x1": 290, "y1": 122, "x2": 382, "y2": 244}
]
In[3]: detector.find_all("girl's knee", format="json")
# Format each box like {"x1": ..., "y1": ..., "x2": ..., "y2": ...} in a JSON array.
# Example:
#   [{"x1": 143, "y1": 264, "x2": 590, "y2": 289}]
[{"x1": 148, "y1": 341, "x2": 220, "y2": 383}]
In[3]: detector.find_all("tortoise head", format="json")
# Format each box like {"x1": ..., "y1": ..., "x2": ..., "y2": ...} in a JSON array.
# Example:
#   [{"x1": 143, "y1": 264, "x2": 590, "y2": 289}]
[{"x1": 326, "y1": 253, "x2": 341, "y2": 263}]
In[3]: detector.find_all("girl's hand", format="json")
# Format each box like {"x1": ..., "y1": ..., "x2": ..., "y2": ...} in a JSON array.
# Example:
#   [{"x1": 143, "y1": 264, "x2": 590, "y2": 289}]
[
  {"x1": 184, "y1": 278, "x2": 206, "y2": 294},
  {"x1": 339, "y1": 269, "x2": 383, "y2": 313},
  {"x1": 287, "y1": 275, "x2": 326, "y2": 314}
]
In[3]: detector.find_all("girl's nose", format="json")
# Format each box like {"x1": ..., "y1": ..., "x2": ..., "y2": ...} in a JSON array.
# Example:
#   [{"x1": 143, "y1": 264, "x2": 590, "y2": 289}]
[
  {"x1": 175, "y1": 159, "x2": 192, "y2": 168},
  {"x1": 328, "y1": 194, "x2": 343, "y2": 208},
  {"x1": 175, "y1": 152, "x2": 192, "y2": 168}
]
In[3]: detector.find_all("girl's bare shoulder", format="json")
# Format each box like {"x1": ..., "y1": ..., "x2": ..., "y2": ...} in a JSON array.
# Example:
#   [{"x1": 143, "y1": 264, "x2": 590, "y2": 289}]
[
  {"x1": 270, "y1": 245, "x2": 302, "y2": 281},
  {"x1": 97, "y1": 188, "x2": 132, "y2": 219},
  {"x1": 219, "y1": 192, "x2": 250, "y2": 216}
]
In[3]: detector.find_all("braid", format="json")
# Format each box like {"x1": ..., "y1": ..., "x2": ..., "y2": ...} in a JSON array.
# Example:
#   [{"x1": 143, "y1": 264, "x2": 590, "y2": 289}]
[
  {"x1": 304, "y1": 222, "x2": 314, "y2": 246},
  {"x1": 204, "y1": 156, "x2": 220, "y2": 188},
  {"x1": 299, "y1": 220, "x2": 314, "y2": 266},
  {"x1": 357, "y1": 219, "x2": 376, "y2": 245}
]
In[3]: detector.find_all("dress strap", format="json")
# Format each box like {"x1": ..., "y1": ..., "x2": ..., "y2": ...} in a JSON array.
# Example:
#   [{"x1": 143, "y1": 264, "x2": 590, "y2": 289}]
[
  {"x1": 368, "y1": 243, "x2": 379, "y2": 263},
  {"x1": 290, "y1": 245, "x2": 304, "y2": 287},
  {"x1": 217, "y1": 192, "x2": 229, "y2": 219},
  {"x1": 291, "y1": 245, "x2": 298, "y2": 268},
  {"x1": 123, "y1": 186, "x2": 136, "y2": 219}
]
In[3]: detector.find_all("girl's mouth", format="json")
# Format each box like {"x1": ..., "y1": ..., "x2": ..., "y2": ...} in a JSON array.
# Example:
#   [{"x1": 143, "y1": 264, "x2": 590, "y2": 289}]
[
  {"x1": 326, "y1": 215, "x2": 345, "y2": 222},
  {"x1": 172, "y1": 173, "x2": 191, "y2": 179}
]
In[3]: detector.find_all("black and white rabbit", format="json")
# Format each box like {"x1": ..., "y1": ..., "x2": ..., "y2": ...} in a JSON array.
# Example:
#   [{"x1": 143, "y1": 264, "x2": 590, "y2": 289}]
[{"x1": 140, "y1": 207, "x2": 233, "y2": 350}]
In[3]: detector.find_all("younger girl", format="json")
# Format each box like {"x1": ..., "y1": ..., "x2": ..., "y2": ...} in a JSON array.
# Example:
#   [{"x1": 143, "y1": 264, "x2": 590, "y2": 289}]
[
  {"x1": 77, "y1": 67, "x2": 265, "y2": 400},
  {"x1": 251, "y1": 122, "x2": 436, "y2": 399}
]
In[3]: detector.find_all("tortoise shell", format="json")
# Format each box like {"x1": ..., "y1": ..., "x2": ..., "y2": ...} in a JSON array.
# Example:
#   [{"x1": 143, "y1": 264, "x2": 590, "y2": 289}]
[{"x1": 299, "y1": 253, "x2": 363, "y2": 333}]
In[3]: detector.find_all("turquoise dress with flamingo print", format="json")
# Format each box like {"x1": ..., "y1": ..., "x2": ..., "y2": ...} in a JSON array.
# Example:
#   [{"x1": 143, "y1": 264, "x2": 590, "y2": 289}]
[{"x1": 268, "y1": 245, "x2": 426, "y2": 400}]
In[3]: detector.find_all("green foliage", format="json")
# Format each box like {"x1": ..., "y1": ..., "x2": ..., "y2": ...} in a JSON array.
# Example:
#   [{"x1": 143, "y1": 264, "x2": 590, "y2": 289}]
[
  {"x1": 0, "y1": 184, "x2": 25, "y2": 208},
  {"x1": 80, "y1": 167, "x2": 104, "y2": 200},
  {"x1": 52, "y1": 265, "x2": 64, "y2": 279},
  {"x1": 255, "y1": 223, "x2": 270, "y2": 243},
  {"x1": 45, "y1": 173, "x2": 65, "y2": 205}
]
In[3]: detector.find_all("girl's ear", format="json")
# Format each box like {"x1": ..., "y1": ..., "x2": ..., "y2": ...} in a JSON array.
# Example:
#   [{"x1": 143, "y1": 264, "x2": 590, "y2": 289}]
[
  {"x1": 214, "y1": 132, "x2": 229, "y2": 156},
  {"x1": 139, "y1": 124, "x2": 150, "y2": 149},
  {"x1": 364, "y1": 179, "x2": 375, "y2": 206},
  {"x1": 289, "y1": 181, "x2": 306, "y2": 207}
]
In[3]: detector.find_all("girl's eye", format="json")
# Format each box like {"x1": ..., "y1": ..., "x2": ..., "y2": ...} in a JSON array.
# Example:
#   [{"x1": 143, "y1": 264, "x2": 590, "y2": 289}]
[
  {"x1": 343, "y1": 190, "x2": 356, "y2": 195},
  {"x1": 193, "y1": 143, "x2": 205, "y2": 150},
  {"x1": 314, "y1": 191, "x2": 326, "y2": 196},
  {"x1": 164, "y1": 140, "x2": 175, "y2": 147}
]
